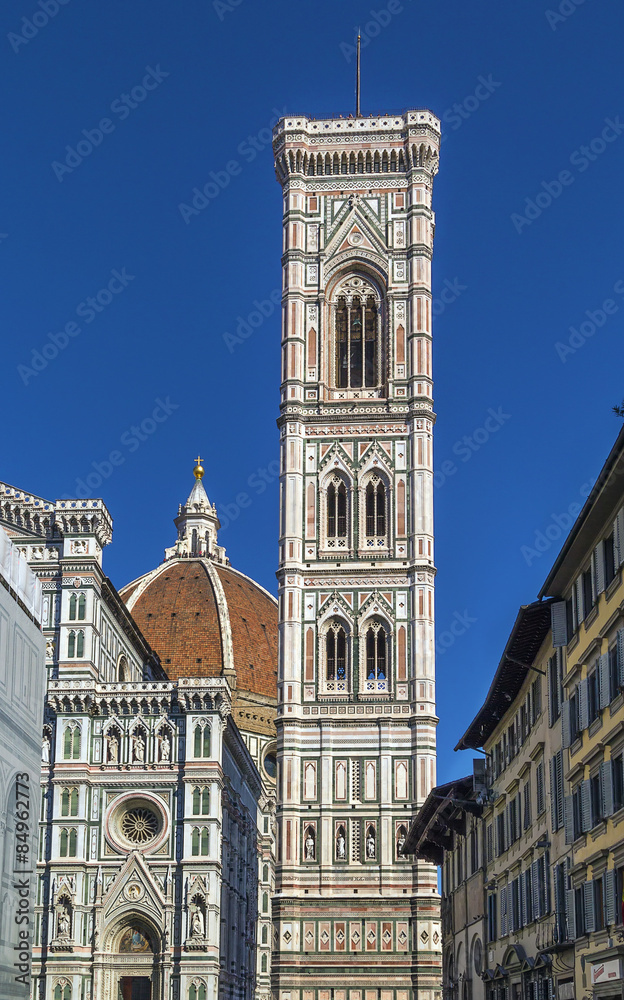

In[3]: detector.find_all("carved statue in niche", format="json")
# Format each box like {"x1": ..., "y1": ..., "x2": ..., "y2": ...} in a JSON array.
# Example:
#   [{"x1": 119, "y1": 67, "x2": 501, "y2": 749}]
[
  {"x1": 42, "y1": 734, "x2": 50, "y2": 763},
  {"x1": 106, "y1": 733, "x2": 119, "y2": 763},
  {"x1": 159, "y1": 731, "x2": 171, "y2": 762},
  {"x1": 305, "y1": 829, "x2": 315, "y2": 860},
  {"x1": 46, "y1": 637, "x2": 55, "y2": 659},
  {"x1": 336, "y1": 828, "x2": 346, "y2": 860},
  {"x1": 191, "y1": 908, "x2": 204, "y2": 937},
  {"x1": 57, "y1": 903, "x2": 71, "y2": 939},
  {"x1": 366, "y1": 828, "x2": 376, "y2": 859},
  {"x1": 132, "y1": 732, "x2": 145, "y2": 763}
]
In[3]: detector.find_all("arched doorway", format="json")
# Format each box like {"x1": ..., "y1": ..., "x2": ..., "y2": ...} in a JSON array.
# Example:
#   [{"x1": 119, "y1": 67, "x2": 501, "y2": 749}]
[{"x1": 106, "y1": 917, "x2": 161, "y2": 1000}]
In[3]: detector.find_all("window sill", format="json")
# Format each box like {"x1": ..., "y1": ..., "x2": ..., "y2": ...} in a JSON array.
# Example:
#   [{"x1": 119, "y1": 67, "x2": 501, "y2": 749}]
[
  {"x1": 567, "y1": 631, "x2": 580, "y2": 653},
  {"x1": 583, "y1": 604, "x2": 600, "y2": 630}
]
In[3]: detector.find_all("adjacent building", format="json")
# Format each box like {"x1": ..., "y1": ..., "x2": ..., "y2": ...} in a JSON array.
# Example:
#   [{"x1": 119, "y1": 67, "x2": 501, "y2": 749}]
[
  {"x1": 0, "y1": 526, "x2": 46, "y2": 1000},
  {"x1": 406, "y1": 427, "x2": 624, "y2": 1000}
]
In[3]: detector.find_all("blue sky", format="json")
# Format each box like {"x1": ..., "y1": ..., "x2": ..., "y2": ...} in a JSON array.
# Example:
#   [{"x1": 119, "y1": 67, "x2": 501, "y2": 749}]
[{"x1": 2, "y1": 0, "x2": 623, "y2": 783}]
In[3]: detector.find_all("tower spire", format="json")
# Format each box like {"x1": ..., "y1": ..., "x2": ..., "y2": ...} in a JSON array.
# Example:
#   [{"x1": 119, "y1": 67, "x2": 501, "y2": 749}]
[
  {"x1": 355, "y1": 29, "x2": 361, "y2": 116},
  {"x1": 164, "y1": 459, "x2": 228, "y2": 564}
]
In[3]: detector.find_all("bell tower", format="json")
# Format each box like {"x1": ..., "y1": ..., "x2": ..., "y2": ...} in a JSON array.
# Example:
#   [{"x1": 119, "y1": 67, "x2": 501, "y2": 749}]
[{"x1": 272, "y1": 110, "x2": 442, "y2": 1000}]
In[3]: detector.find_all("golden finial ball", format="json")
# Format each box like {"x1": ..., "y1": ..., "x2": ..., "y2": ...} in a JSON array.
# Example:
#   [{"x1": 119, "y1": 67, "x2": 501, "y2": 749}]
[{"x1": 193, "y1": 455, "x2": 204, "y2": 480}]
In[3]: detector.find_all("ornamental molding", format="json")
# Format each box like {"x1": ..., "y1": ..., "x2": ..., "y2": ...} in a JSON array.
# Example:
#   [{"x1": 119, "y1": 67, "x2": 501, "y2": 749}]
[{"x1": 304, "y1": 577, "x2": 409, "y2": 587}]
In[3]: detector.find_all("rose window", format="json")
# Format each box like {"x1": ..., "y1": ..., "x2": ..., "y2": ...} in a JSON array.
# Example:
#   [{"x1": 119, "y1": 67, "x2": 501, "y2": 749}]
[{"x1": 121, "y1": 807, "x2": 159, "y2": 844}]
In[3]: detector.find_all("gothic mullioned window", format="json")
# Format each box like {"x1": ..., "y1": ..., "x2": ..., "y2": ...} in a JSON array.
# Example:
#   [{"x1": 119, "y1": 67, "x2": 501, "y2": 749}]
[
  {"x1": 59, "y1": 828, "x2": 77, "y2": 857},
  {"x1": 327, "y1": 476, "x2": 347, "y2": 541},
  {"x1": 63, "y1": 724, "x2": 81, "y2": 760},
  {"x1": 331, "y1": 275, "x2": 383, "y2": 391},
  {"x1": 194, "y1": 723, "x2": 210, "y2": 758},
  {"x1": 192, "y1": 787, "x2": 210, "y2": 815},
  {"x1": 366, "y1": 623, "x2": 387, "y2": 681},
  {"x1": 61, "y1": 788, "x2": 78, "y2": 817},
  {"x1": 326, "y1": 623, "x2": 346, "y2": 682},
  {"x1": 365, "y1": 477, "x2": 386, "y2": 537},
  {"x1": 335, "y1": 294, "x2": 378, "y2": 388}
]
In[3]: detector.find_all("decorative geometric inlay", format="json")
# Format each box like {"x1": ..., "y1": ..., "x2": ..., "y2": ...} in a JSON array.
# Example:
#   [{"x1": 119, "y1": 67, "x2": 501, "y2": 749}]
[
  {"x1": 398, "y1": 930, "x2": 407, "y2": 945},
  {"x1": 433, "y1": 931, "x2": 439, "y2": 944},
  {"x1": 367, "y1": 929, "x2": 376, "y2": 943},
  {"x1": 336, "y1": 928, "x2": 345, "y2": 944},
  {"x1": 320, "y1": 930, "x2": 330, "y2": 945},
  {"x1": 420, "y1": 930, "x2": 429, "y2": 944},
  {"x1": 283, "y1": 930, "x2": 292, "y2": 944},
  {"x1": 383, "y1": 929, "x2": 392, "y2": 944},
  {"x1": 305, "y1": 929, "x2": 314, "y2": 945},
  {"x1": 351, "y1": 929, "x2": 361, "y2": 944}
]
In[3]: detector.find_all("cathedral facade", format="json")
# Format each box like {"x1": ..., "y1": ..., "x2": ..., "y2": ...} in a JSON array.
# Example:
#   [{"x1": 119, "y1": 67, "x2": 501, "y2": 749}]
[{"x1": 0, "y1": 104, "x2": 442, "y2": 1000}]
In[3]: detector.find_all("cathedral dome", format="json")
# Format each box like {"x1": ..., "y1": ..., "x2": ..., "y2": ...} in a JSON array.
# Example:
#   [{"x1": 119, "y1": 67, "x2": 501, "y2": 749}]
[{"x1": 119, "y1": 465, "x2": 278, "y2": 719}]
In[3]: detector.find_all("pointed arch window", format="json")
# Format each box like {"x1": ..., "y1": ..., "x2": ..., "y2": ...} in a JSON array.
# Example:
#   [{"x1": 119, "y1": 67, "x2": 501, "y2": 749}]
[
  {"x1": 76, "y1": 630, "x2": 84, "y2": 658},
  {"x1": 201, "y1": 787, "x2": 210, "y2": 814},
  {"x1": 334, "y1": 290, "x2": 380, "y2": 389},
  {"x1": 327, "y1": 476, "x2": 347, "y2": 540},
  {"x1": 200, "y1": 828, "x2": 209, "y2": 855},
  {"x1": 54, "y1": 983, "x2": 71, "y2": 1000},
  {"x1": 194, "y1": 724, "x2": 210, "y2": 758},
  {"x1": 191, "y1": 827, "x2": 200, "y2": 856},
  {"x1": 326, "y1": 623, "x2": 346, "y2": 681},
  {"x1": 61, "y1": 788, "x2": 78, "y2": 817},
  {"x1": 262, "y1": 924, "x2": 268, "y2": 944},
  {"x1": 67, "y1": 631, "x2": 76, "y2": 658},
  {"x1": 77, "y1": 594, "x2": 86, "y2": 620},
  {"x1": 366, "y1": 623, "x2": 387, "y2": 681},
  {"x1": 189, "y1": 983, "x2": 207, "y2": 1000},
  {"x1": 68, "y1": 595, "x2": 77, "y2": 620},
  {"x1": 365, "y1": 477, "x2": 386, "y2": 538},
  {"x1": 63, "y1": 725, "x2": 81, "y2": 760}
]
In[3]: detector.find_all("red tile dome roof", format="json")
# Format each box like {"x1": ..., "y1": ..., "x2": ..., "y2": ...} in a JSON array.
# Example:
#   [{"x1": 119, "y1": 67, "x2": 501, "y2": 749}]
[{"x1": 120, "y1": 558, "x2": 278, "y2": 701}]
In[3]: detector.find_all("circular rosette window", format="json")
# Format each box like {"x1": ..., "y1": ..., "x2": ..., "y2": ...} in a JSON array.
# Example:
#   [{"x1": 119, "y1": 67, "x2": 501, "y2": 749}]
[{"x1": 105, "y1": 793, "x2": 169, "y2": 854}]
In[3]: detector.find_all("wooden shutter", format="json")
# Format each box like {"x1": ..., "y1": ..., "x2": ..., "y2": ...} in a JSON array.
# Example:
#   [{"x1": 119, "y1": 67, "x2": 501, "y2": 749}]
[
  {"x1": 617, "y1": 629, "x2": 624, "y2": 686},
  {"x1": 581, "y1": 779, "x2": 592, "y2": 832},
  {"x1": 564, "y1": 795, "x2": 574, "y2": 844},
  {"x1": 578, "y1": 679, "x2": 589, "y2": 732},
  {"x1": 561, "y1": 700, "x2": 572, "y2": 748},
  {"x1": 594, "y1": 541, "x2": 606, "y2": 596},
  {"x1": 550, "y1": 756, "x2": 558, "y2": 831},
  {"x1": 605, "y1": 869, "x2": 617, "y2": 926},
  {"x1": 531, "y1": 860, "x2": 540, "y2": 919},
  {"x1": 548, "y1": 657, "x2": 555, "y2": 727},
  {"x1": 584, "y1": 882, "x2": 596, "y2": 933},
  {"x1": 599, "y1": 652, "x2": 611, "y2": 709},
  {"x1": 551, "y1": 601, "x2": 568, "y2": 647},
  {"x1": 616, "y1": 506, "x2": 624, "y2": 566},
  {"x1": 555, "y1": 750, "x2": 564, "y2": 830},
  {"x1": 601, "y1": 760, "x2": 614, "y2": 817},
  {"x1": 566, "y1": 888, "x2": 577, "y2": 940}
]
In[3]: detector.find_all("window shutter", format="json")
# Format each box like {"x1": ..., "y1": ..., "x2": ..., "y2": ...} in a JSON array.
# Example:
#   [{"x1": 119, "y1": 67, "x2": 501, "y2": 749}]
[
  {"x1": 601, "y1": 760, "x2": 614, "y2": 817},
  {"x1": 543, "y1": 852, "x2": 551, "y2": 914},
  {"x1": 500, "y1": 886, "x2": 507, "y2": 936},
  {"x1": 599, "y1": 652, "x2": 611, "y2": 709},
  {"x1": 564, "y1": 795, "x2": 574, "y2": 844},
  {"x1": 581, "y1": 779, "x2": 592, "y2": 832},
  {"x1": 616, "y1": 507, "x2": 624, "y2": 566},
  {"x1": 584, "y1": 881, "x2": 596, "y2": 933},
  {"x1": 566, "y1": 888, "x2": 577, "y2": 939},
  {"x1": 520, "y1": 871, "x2": 527, "y2": 927},
  {"x1": 605, "y1": 869, "x2": 617, "y2": 926},
  {"x1": 548, "y1": 658, "x2": 555, "y2": 727},
  {"x1": 556, "y1": 750, "x2": 564, "y2": 830},
  {"x1": 531, "y1": 860, "x2": 540, "y2": 919},
  {"x1": 551, "y1": 601, "x2": 568, "y2": 647},
  {"x1": 617, "y1": 629, "x2": 624, "y2": 687},
  {"x1": 594, "y1": 542, "x2": 606, "y2": 596},
  {"x1": 578, "y1": 679, "x2": 589, "y2": 732},
  {"x1": 561, "y1": 700, "x2": 572, "y2": 748},
  {"x1": 553, "y1": 865, "x2": 563, "y2": 940},
  {"x1": 549, "y1": 756, "x2": 558, "y2": 831}
]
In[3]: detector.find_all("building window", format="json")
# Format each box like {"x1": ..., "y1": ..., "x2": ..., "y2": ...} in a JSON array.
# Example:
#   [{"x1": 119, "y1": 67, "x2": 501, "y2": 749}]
[
  {"x1": 587, "y1": 668, "x2": 599, "y2": 724},
  {"x1": 78, "y1": 594, "x2": 86, "y2": 620},
  {"x1": 531, "y1": 677, "x2": 542, "y2": 722},
  {"x1": 261, "y1": 954, "x2": 268, "y2": 973},
  {"x1": 194, "y1": 725, "x2": 210, "y2": 758},
  {"x1": 69, "y1": 595, "x2": 77, "y2": 620},
  {"x1": 523, "y1": 780, "x2": 532, "y2": 829},
  {"x1": 325, "y1": 621, "x2": 348, "y2": 690},
  {"x1": 365, "y1": 477, "x2": 386, "y2": 538},
  {"x1": 54, "y1": 984, "x2": 71, "y2": 1000},
  {"x1": 63, "y1": 725, "x2": 81, "y2": 760},
  {"x1": 327, "y1": 476, "x2": 348, "y2": 542},
  {"x1": 61, "y1": 788, "x2": 78, "y2": 817},
  {"x1": 191, "y1": 827, "x2": 209, "y2": 856},
  {"x1": 582, "y1": 568, "x2": 594, "y2": 619},
  {"x1": 192, "y1": 787, "x2": 210, "y2": 815},
  {"x1": 189, "y1": 982, "x2": 207, "y2": 1000},
  {"x1": 59, "y1": 828, "x2": 77, "y2": 857},
  {"x1": 334, "y1": 292, "x2": 379, "y2": 388},
  {"x1": 590, "y1": 772, "x2": 603, "y2": 827},
  {"x1": 470, "y1": 825, "x2": 479, "y2": 874},
  {"x1": 536, "y1": 760, "x2": 545, "y2": 815},
  {"x1": 613, "y1": 753, "x2": 624, "y2": 812},
  {"x1": 605, "y1": 532, "x2": 617, "y2": 586},
  {"x1": 365, "y1": 622, "x2": 387, "y2": 682}
]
